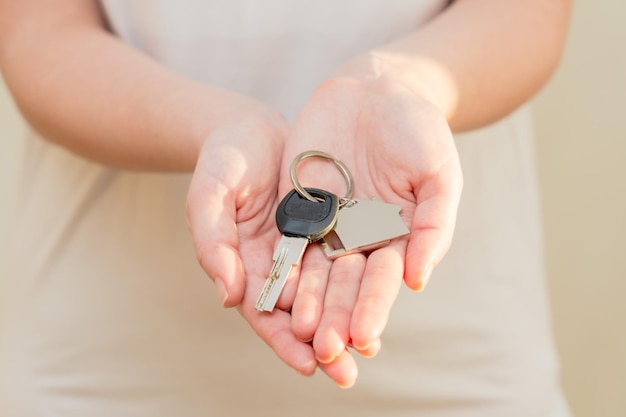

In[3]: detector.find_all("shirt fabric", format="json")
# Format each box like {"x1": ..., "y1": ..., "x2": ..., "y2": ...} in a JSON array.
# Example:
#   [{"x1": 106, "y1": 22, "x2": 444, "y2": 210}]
[{"x1": 0, "y1": 1, "x2": 570, "y2": 416}]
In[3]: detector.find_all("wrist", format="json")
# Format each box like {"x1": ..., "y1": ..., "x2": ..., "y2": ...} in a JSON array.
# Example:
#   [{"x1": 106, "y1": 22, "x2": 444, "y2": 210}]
[
  {"x1": 332, "y1": 50, "x2": 458, "y2": 122},
  {"x1": 186, "y1": 85, "x2": 287, "y2": 169},
  {"x1": 193, "y1": 98, "x2": 288, "y2": 159}
]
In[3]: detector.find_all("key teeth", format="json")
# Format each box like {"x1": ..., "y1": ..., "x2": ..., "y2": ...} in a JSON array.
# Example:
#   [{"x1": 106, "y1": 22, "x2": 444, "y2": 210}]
[
  {"x1": 255, "y1": 278, "x2": 278, "y2": 312},
  {"x1": 255, "y1": 304, "x2": 273, "y2": 312},
  {"x1": 255, "y1": 236, "x2": 309, "y2": 313},
  {"x1": 255, "y1": 246, "x2": 288, "y2": 311}
]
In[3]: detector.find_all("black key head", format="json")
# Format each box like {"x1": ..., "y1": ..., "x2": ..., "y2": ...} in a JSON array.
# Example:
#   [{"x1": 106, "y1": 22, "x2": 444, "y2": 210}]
[{"x1": 276, "y1": 188, "x2": 339, "y2": 241}]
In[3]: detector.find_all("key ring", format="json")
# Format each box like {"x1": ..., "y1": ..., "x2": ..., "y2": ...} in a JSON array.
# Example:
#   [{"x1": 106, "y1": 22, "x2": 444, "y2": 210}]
[{"x1": 290, "y1": 150, "x2": 354, "y2": 203}]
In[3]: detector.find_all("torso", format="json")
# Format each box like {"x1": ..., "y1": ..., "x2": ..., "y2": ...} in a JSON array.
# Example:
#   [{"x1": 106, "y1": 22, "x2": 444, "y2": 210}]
[{"x1": 0, "y1": 2, "x2": 560, "y2": 416}]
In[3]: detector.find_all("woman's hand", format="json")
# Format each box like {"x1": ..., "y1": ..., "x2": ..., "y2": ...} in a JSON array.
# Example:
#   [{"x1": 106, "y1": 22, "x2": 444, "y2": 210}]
[
  {"x1": 278, "y1": 76, "x2": 463, "y2": 386},
  {"x1": 186, "y1": 112, "x2": 321, "y2": 376}
]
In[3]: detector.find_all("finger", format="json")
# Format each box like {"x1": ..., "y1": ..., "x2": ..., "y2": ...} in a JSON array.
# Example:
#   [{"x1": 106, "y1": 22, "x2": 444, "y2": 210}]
[
  {"x1": 313, "y1": 253, "x2": 366, "y2": 364},
  {"x1": 352, "y1": 337, "x2": 381, "y2": 358},
  {"x1": 405, "y1": 168, "x2": 463, "y2": 291},
  {"x1": 186, "y1": 174, "x2": 245, "y2": 307},
  {"x1": 237, "y1": 300, "x2": 318, "y2": 377},
  {"x1": 349, "y1": 242, "x2": 405, "y2": 351},
  {"x1": 318, "y1": 348, "x2": 359, "y2": 389},
  {"x1": 290, "y1": 245, "x2": 332, "y2": 342},
  {"x1": 405, "y1": 227, "x2": 441, "y2": 292}
]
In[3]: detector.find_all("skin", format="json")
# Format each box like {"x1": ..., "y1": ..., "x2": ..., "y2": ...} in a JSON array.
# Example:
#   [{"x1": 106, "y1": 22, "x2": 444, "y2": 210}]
[{"x1": 0, "y1": 0, "x2": 572, "y2": 389}]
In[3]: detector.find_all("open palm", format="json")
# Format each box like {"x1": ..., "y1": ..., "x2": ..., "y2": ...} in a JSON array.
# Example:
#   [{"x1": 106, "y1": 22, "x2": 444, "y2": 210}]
[
  {"x1": 278, "y1": 77, "x2": 463, "y2": 385},
  {"x1": 186, "y1": 115, "x2": 319, "y2": 377}
]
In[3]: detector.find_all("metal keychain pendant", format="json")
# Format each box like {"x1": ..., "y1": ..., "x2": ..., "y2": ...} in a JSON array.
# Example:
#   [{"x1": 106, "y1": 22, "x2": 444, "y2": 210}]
[{"x1": 320, "y1": 198, "x2": 410, "y2": 259}]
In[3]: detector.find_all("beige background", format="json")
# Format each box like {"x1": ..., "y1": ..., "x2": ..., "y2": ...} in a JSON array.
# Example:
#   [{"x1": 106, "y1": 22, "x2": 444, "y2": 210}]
[
  {"x1": 1, "y1": 2, "x2": 624, "y2": 416},
  {"x1": 532, "y1": 1, "x2": 626, "y2": 416}
]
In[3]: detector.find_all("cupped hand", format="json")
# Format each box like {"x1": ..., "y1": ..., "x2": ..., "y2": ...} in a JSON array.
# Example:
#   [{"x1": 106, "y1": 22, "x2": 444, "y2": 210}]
[
  {"x1": 185, "y1": 112, "x2": 320, "y2": 376},
  {"x1": 278, "y1": 76, "x2": 463, "y2": 383}
]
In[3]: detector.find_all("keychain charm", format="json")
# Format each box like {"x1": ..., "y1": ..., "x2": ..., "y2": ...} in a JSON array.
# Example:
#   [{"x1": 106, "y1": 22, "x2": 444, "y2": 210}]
[{"x1": 320, "y1": 198, "x2": 409, "y2": 259}]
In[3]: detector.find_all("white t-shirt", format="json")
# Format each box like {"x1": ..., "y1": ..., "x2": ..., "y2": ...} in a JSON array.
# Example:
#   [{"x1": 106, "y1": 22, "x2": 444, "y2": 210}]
[{"x1": 0, "y1": 1, "x2": 567, "y2": 416}]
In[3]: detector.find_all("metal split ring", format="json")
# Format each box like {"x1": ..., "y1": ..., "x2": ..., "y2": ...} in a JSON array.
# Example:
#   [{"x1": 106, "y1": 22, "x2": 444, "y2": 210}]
[{"x1": 290, "y1": 150, "x2": 354, "y2": 203}]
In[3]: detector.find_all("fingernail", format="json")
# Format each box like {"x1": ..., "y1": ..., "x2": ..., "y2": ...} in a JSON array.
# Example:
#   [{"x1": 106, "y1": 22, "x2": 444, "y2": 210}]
[
  {"x1": 215, "y1": 278, "x2": 229, "y2": 306},
  {"x1": 315, "y1": 354, "x2": 336, "y2": 364},
  {"x1": 296, "y1": 367, "x2": 316, "y2": 377},
  {"x1": 417, "y1": 263, "x2": 434, "y2": 292},
  {"x1": 351, "y1": 335, "x2": 374, "y2": 351},
  {"x1": 368, "y1": 338, "x2": 382, "y2": 354},
  {"x1": 296, "y1": 359, "x2": 317, "y2": 377}
]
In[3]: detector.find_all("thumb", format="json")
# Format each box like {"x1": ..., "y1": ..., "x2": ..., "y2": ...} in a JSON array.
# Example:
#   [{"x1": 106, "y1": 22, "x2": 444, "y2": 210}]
[
  {"x1": 404, "y1": 169, "x2": 463, "y2": 291},
  {"x1": 186, "y1": 173, "x2": 246, "y2": 307}
]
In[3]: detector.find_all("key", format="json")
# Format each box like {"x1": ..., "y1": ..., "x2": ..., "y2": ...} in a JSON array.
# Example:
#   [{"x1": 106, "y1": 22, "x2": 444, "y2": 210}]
[
  {"x1": 320, "y1": 198, "x2": 409, "y2": 259},
  {"x1": 255, "y1": 187, "x2": 339, "y2": 312}
]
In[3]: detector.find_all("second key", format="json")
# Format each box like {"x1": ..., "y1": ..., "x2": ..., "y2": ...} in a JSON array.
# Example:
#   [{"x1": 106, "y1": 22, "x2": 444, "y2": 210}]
[{"x1": 255, "y1": 187, "x2": 339, "y2": 312}]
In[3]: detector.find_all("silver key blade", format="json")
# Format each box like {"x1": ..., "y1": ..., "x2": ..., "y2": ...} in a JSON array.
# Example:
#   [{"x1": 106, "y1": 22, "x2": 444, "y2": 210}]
[
  {"x1": 255, "y1": 235, "x2": 309, "y2": 312},
  {"x1": 321, "y1": 198, "x2": 409, "y2": 259}
]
